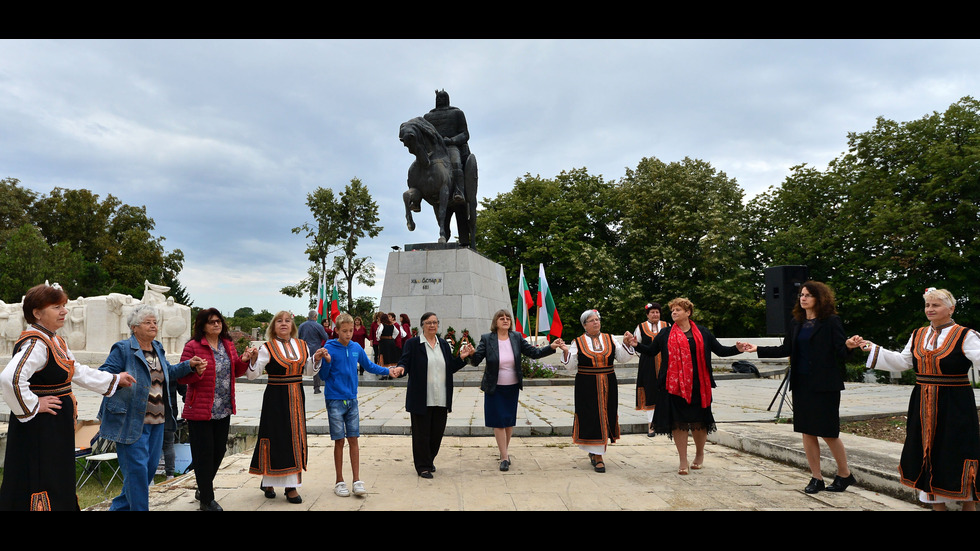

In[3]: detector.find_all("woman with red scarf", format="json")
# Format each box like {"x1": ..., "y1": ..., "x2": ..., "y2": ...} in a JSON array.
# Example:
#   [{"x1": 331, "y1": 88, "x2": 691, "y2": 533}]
[{"x1": 629, "y1": 297, "x2": 740, "y2": 475}]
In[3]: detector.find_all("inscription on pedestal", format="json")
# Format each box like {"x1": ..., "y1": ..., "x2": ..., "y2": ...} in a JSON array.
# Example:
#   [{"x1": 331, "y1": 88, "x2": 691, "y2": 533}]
[{"x1": 410, "y1": 275, "x2": 444, "y2": 295}]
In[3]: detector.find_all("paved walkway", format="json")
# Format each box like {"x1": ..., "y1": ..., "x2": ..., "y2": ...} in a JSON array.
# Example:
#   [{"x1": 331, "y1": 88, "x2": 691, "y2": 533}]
[
  {"x1": 43, "y1": 363, "x2": 952, "y2": 511},
  {"x1": 1, "y1": 357, "x2": 958, "y2": 511}
]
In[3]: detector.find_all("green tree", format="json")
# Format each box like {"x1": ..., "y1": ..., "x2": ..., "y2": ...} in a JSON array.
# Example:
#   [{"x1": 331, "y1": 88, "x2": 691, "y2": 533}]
[
  {"x1": 748, "y1": 97, "x2": 980, "y2": 345},
  {"x1": 0, "y1": 224, "x2": 85, "y2": 303},
  {"x1": 476, "y1": 168, "x2": 624, "y2": 338},
  {"x1": 234, "y1": 307, "x2": 256, "y2": 318},
  {"x1": 0, "y1": 178, "x2": 36, "y2": 242},
  {"x1": 617, "y1": 157, "x2": 758, "y2": 335},
  {"x1": 0, "y1": 181, "x2": 190, "y2": 304},
  {"x1": 282, "y1": 178, "x2": 382, "y2": 312}
]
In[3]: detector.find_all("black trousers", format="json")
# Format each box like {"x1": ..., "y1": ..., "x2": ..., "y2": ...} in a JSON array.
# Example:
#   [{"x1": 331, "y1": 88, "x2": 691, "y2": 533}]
[
  {"x1": 410, "y1": 407, "x2": 448, "y2": 474},
  {"x1": 188, "y1": 416, "x2": 231, "y2": 503}
]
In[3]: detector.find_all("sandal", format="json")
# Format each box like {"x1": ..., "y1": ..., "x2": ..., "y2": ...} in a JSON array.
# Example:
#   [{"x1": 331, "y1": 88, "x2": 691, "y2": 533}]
[
  {"x1": 594, "y1": 461, "x2": 606, "y2": 473},
  {"x1": 588, "y1": 453, "x2": 597, "y2": 466}
]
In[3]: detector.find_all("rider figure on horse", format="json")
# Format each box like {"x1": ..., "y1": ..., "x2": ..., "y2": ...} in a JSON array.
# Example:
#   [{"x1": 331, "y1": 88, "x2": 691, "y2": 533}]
[{"x1": 424, "y1": 89, "x2": 470, "y2": 205}]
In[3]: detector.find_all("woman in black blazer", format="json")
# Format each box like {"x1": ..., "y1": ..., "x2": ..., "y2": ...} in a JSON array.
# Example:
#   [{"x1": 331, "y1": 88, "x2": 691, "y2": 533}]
[
  {"x1": 742, "y1": 281, "x2": 863, "y2": 494},
  {"x1": 396, "y1": 311, "x2": 474, "y2": 479},
  {"x1": 470, "y1": 309, "x2": 560, "y2": 471}
]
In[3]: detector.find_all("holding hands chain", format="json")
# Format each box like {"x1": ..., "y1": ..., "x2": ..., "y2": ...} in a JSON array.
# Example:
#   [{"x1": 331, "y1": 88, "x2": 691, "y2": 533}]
[
  {"x1": 733, "y1": 336, "x2": 873, "y2": 353},
  {"x1": 189, "y1": 356, "x2": 208, "y2": 375},
  {"x1": 240, "y1": 346, "x2": 259, "y2": 364}
]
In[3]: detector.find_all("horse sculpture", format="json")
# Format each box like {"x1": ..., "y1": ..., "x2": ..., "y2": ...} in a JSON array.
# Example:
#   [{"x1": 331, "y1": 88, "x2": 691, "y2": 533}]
[{"x1": 400, "y1": 117, "x2": 478, "y2": 247}]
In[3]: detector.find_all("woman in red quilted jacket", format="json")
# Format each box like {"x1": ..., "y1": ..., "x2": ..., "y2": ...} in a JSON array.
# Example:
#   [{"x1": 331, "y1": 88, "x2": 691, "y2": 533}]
[{"x1": 179, "y1": 308, "x2": 257, "y2": 511}]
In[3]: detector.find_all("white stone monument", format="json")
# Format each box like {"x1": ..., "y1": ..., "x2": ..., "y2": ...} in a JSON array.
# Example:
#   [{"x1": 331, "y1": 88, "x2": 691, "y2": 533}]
[
  {"x1": 0, "y1": 280, "x2": 192, "y2": 365},
  {"x1": 379, "y1": 244, "x2": 513, "y2": 336}
]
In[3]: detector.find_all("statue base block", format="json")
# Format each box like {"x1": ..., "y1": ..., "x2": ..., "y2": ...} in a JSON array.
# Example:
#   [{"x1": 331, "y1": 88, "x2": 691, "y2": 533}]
[{"x1": 379, "y1": 246, "x2": 513, "y2": 336}]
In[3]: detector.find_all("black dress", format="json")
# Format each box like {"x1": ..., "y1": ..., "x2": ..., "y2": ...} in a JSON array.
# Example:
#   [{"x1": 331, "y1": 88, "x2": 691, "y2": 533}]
[
  {"x1": 757, "y1": 316, "x2": 849, "y2": 438},
  {"x1": 889, "y1": 325, "x2": 980, "y2": 500},
  {"x1": 635, "y1": 321, "x2": 668, "y2": 411},
  {"x1": 643, "y1": 324, "x2": 739, "y2": 436},
  {"x1": 378, "y1": 324, "x2": 399, "y2": 366},
  {"x1": 0, "y1": 327, "x2": 117, "y2": 511},
  {"x1": 249, "y1": 339, "x2": 310, "y2": 484}
]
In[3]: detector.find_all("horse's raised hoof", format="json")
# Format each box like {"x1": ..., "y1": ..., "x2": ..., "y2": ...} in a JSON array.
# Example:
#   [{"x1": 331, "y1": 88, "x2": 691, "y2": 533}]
[
  {"x1": 452, "y1": 193, "x2": 465, "y2": 205},
  {"x1": 407, "y1": 221, "x2": 416, "y2": 231},
  {"x1": 412, "y1": 205, "x2": 421, "y2": 213},
  {"x1": 438, "y1": 237, "x2": 446, "y2": 244}
]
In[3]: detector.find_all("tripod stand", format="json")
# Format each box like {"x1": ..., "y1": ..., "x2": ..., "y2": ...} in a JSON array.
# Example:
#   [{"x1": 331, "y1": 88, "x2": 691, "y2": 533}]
[{"x1": 767, "y1": 364, "x2": 793, "y2": 421}]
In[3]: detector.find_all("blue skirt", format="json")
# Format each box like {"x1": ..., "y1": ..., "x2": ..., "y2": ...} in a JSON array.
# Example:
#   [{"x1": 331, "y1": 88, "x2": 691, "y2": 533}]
[{"x1": 484, "y1": 384, "x2": 520, "y2": 428}]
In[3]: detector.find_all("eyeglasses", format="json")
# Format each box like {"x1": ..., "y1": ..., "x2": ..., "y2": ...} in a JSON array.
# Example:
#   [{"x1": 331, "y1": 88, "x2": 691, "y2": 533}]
[
  {"x1": 423, "y1": 320, "x2": 439, "y2": 326},
  {"x1": 207, "y1": 319, "x2": 222, "y2": 325}
]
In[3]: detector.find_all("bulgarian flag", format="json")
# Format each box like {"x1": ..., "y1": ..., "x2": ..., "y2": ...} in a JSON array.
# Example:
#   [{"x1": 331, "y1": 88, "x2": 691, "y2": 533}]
[
  {"x1": 329, "y1": 279, "x2": 340, "y2": 325},
  {"x1": 316, "y1": 273, "x2": 326, "y2": 323},
  {"x1": 537, "y1": 263, "x2": 562, "y2": 339},
  {"x1": 515, "y1": 265, "x2": 533, "y2": 337}
]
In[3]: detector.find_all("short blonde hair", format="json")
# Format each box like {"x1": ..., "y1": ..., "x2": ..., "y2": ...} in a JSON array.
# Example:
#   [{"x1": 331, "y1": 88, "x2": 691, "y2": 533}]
[
  {"x1": 335, "y1": 312, "x2": 354, "y2": 328},
  {"x1": 924, "y1": 287, "x2": 956, "y2": 309},
  {"x1": 266, "y1": 310, "x2": 298, "y2": 341},
  {"x1": 667, "y1": 297, "x2": 694, "y2": 315}
]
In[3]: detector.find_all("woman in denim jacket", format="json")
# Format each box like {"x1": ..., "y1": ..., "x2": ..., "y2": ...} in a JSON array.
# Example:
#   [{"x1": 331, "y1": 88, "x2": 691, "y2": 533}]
[{"x1": 98, "y1": 303, "x2": 206, "y2": 511}]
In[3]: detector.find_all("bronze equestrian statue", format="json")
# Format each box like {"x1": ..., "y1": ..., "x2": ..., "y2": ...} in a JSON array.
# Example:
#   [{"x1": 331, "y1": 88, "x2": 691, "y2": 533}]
[{"x1": 400, "y1": 90, "x2": 478, "y2": 248}]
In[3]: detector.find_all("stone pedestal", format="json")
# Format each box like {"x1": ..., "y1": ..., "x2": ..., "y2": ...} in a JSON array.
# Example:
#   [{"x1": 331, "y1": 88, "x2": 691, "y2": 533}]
[{"x1": 379, "y1": 245, "x2": 512, "y2": 336}]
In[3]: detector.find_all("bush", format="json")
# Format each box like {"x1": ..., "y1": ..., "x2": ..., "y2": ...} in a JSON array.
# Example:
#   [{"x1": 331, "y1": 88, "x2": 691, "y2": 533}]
[{"x1": 522, "y1": 356, "x2": 562, "y2": 379}]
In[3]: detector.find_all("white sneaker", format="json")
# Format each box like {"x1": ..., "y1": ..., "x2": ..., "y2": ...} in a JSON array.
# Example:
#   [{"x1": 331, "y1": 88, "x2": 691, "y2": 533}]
[
  {"x1": 334, "y1": 481, "x2": 350, "y2": 497},
  {"x1": 352, "y1": 480, "x2": 366, "y2": 496}
]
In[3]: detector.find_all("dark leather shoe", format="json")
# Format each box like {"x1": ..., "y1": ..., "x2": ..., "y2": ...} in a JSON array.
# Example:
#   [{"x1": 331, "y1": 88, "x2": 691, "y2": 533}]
[
  {"x1": 419, "y1": 471, "x2": 433, "y2": 479},
  {"x1": 499, "y1": 459, "x2": 510, "y2": 472},
  {"x1": 825, "y1": 473, "x2": 856, "y2": 492},
  {"x1": 261, "y1": 486, "x2": 276, "y2": 499},
  {"x1": 200, "y1": 500, "x2": 223, "y2": 511},
  {"x1": 285, "y1": 488, "x2": 302, "y2": 504},
  {"x1": 804, "y1": 477, "x2": 825, "y2": 494}
]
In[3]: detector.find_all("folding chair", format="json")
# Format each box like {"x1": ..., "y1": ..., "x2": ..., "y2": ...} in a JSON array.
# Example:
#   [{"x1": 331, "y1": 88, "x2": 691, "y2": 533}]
[{"x1": 76, "y1": 435, "x2": 122, "y2": 491}]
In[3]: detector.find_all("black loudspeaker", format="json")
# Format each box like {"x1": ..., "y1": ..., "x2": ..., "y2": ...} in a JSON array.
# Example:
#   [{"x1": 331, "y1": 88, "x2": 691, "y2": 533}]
[{"x1": 764, "y1": 265, "x2": 810, "y2": 335}]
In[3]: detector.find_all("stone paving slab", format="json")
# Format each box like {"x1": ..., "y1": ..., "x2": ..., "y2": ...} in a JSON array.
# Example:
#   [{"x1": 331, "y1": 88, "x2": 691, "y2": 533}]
[{"x1": 92, "y1": 433, "x2": 922, "y2": 511}]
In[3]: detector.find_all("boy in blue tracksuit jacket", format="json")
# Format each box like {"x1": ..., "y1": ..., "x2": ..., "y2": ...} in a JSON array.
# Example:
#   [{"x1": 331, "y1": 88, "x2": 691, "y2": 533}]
[{"x1": 319, "y1": 313, "x2": 404, "y2": 497}]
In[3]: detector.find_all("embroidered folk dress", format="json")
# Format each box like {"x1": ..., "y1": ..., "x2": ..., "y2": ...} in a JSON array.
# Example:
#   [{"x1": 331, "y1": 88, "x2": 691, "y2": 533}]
[
  {"x1": 0, "y1": 324, "x2": 120, "y2": 511},
  {"x1": 247, "y1": 338, "x2": 318, "y2": 488},
  {"x1": 634, "y1": 320, "x2": 669, "y2": 415},
  {"x1": 867, "y1": 323, "x2": 980, "y2": 504},
  {"x1": 561, "y1": 333, "x2": 634, "y2": 454}
]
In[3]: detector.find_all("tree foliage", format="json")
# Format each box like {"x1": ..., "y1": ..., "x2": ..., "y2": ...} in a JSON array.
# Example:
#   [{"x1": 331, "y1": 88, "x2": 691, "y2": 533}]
[
  {"x1": 748, "y1": 96, "x2": 980, "y2": 345},
  {"x1": 282, "y1": 178, "x2": 382, "y2": 312},
  {"x1": 476, "y1": 97, "x2": 980, "y2": 344},
  {"x1": 0, "y1": 180, "x2": 189, "y2": 303}
]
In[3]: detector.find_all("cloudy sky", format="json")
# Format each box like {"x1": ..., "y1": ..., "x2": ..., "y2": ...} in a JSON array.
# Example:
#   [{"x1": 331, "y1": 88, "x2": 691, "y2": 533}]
[{"x1": 2, "y1": 39, "x2": 979, "y2": 316}]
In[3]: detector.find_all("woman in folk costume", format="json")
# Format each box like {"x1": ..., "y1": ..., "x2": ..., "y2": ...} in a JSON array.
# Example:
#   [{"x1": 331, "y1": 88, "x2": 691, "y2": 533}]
[
  {"x1": 0, "y1": 283, "x2": 135, "y2": 511},
  {"x1": 629, "y1": 297, "x2": 740, "y2": 475},
  {"x1": 862, "y1": 287, "x2": 980, "y2": 510},
  {"x1": 558, "y1": 309, "x2": 634, "y2": 473},
  {"x1": 248, "y1": 310, "x2": 328, "y2": 504},
  {"x1": 376, "y1": 312, "x2": 407, "y2": 368},
  {"x1": 633, "y1": 302, "x2": 669, "y2": 436}
]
